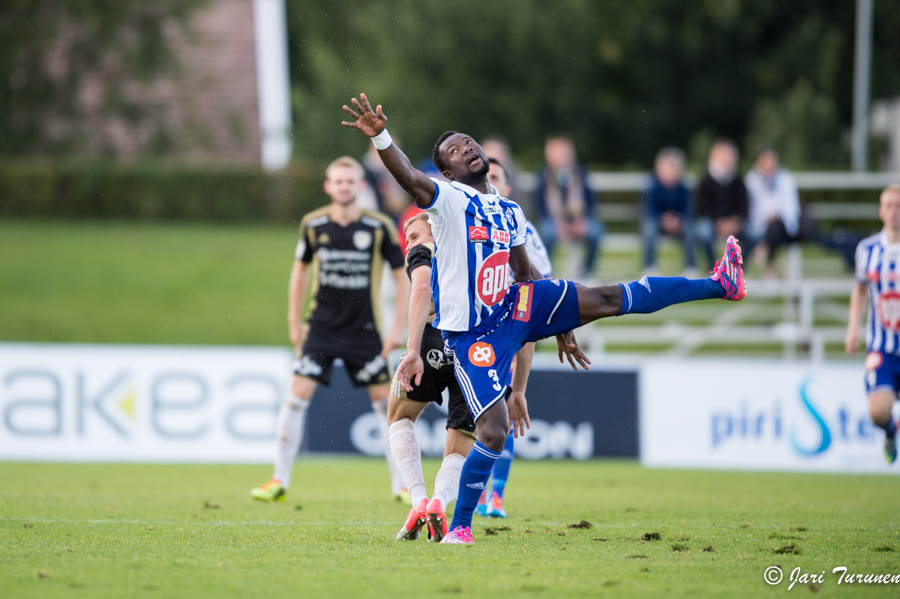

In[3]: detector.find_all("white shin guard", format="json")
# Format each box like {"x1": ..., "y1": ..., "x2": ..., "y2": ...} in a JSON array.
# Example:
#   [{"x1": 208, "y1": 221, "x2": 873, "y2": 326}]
[
  {"x1": 272, "y1": 394, "x2": 310, "y2": 488},
  {"x1": 432, "y1": 453, "x2": 466, "y2": 507},
  {"x1": 388, "y1": 418, "x2": 427, "y2": 505}
]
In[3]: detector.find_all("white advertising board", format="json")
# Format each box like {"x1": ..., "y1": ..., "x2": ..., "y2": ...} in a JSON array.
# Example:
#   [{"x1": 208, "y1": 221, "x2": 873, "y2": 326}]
[
  {"x1": 0, "y1": 343, "x2": 292, "y2": 462},
  {"x1": 640, "y1": 359, "x2": 899, "y2": 474}
]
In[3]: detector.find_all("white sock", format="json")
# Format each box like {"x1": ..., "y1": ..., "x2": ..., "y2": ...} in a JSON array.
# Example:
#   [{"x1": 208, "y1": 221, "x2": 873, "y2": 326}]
[
  {"x1": 373, "y1": 398, "x2": 404, "y2": 494},
  {"x1": 388, "y1": 419, "x2": 427, "y2": 505},
  {"x1": 272, "y1": 394, "x2": 310, "y2": 489},
  {"x1": 432, "y1": 453, "x2": 466, "y2": 507}
]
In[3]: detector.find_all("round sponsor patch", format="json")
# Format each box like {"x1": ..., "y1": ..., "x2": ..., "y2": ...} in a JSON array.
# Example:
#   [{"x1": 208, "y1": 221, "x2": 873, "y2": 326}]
[
  {"x1": 476, "y1": 251, "x2": 510, "y2": 307},
  {"x1": 353, "y1": 230, "x2": 373, "y2": 250},
  {"x1": 468, "y1": 342, "x2": 495, "y2": 367},
  {"x1": 865, "y1": 351, "x2": 884, "y2": 372},
  {"x1": 426, "y1": 349, "x2": 449, "y2": 370},
  {"x1": 878, "y1": 291, "x2": 900, "y2": 331}
]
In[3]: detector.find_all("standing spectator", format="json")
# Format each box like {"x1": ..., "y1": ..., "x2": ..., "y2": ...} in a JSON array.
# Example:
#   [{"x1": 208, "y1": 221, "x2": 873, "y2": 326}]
[
  {"x1": 535, "y1": 134, "x2": 603, "y2": 278},
  {"x1": 642, "y1": 147, "x2": 696, "y2": 275},
  {"x1": 694, "y1": 139, "x2": 749, "y2": 271},
  {"x1": 745, "y1": 147, "x2": 804, "y2": 277}
]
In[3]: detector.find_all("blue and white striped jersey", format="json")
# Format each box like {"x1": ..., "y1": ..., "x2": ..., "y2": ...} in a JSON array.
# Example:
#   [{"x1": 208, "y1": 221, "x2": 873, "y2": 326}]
[
  {"x1": 424, "y1": 178, "x2": 528, "y2": 332},
  {"x1": 524, "y1": 220, "x2": 552, "y2": 279},
  {"x1": 856, "y1": 230, "x2": 900, "y2": 354}
]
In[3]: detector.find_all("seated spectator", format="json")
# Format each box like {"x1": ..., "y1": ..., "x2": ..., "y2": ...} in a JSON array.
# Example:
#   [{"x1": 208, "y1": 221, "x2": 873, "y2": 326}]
[
  {"x1": 535, "y1": 134, "x2": 603, "y2": 278},
  {"x1": 745, "y1": 147, "x2": 808, "y2": 277},
  {"x1": 694, "y1": 139, "x2": 749, "y2": 270},
  {"x1": 642, "y1": 147, "x2": 696, "y2": 275}
]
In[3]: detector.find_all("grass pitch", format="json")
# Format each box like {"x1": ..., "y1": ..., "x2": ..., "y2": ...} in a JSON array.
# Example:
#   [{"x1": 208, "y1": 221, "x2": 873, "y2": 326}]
[{"x1": 1, "y1": 459, "x2": 898, "y2": 598}]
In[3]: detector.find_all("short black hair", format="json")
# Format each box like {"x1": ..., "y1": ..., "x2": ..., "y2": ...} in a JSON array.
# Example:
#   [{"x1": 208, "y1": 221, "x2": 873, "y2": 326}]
[
  {"x1": 432, "y1": 131, "x2": 459, "y2": 174},
  {"x1": 487, "y1": 157, "x2": 508, "y2": 180}
]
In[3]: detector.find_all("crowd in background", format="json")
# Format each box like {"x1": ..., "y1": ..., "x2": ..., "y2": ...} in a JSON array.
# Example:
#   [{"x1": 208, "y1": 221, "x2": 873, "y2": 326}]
[{"x1": 356, "y1": 134, "x2": 849, "y2": 280}]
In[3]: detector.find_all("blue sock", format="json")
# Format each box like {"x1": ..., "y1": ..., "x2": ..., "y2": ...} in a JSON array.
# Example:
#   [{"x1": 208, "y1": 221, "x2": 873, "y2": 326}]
[
  {"x1": 491, "y1": 433, "x2": 515, "y2": 499},
  {"x1": 878, "y1": 418, "x2": 897, "y2": 438},
  {"x1": 450, "y1": 441, "x2": 500, "y2": 530},
  {"x1": 619, "y1": 276, "x2": 725, "y2": 316}
]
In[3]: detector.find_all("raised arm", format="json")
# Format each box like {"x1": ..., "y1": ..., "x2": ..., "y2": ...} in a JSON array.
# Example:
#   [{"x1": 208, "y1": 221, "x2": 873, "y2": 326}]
[{"x1": 341, "y1": 93, "x2": 436, "y2": 208}]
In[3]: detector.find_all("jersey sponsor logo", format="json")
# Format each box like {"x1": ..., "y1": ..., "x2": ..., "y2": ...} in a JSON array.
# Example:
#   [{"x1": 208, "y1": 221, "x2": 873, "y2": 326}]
[
  {"x1": 469, "y1": 226, "x2": 489, "y2": 243},
  {"x1": 468, "y1": 342, "x2": 495, "y2": 367},
  {"x1": 476, "y1": 251, "x2": 511, "y2": 306},
  {"x1": 877, "y1": 291, "x2": 900, "y2": 331},
  {"x1": 869, "y1": 271, "x2": 900, "y2": 282},
  {"x1": 482, "y1": 204, "x2": 502, "y2": 215},
  {"x1": 865, "y1": 351, "x2": 884, "y2": 372},
  {"x1": 512, "y1": 283, "x2": 533, "y2": 322},
  {"x1": 491, "y1": 229, "x2": 510, "y2": 245},
  {"x1": 352, "y1": 230, "x2": 373, "y2": 250}
]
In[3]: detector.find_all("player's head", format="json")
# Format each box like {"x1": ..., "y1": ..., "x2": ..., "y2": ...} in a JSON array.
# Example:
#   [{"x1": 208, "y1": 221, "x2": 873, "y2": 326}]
[
  {"x1": 487, "y1": 158, "x2": 511, "y2": 197},
  {"x1": 403, "y1": 211, "x2": 433, "y2": 249},
  {"x1": 880, "y1": 184, "x2": 900, "y2": 230},
  {"x1": 324, "y1": 156, "x2": 365, "y2": 205},
  {"x1": 432, "y1": 131, "x2": 490, "y2": 186}
]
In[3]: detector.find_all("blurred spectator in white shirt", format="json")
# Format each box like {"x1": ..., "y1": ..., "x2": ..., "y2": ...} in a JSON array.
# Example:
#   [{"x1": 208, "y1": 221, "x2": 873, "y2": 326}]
[{"x1": 745, "y1": 147, "x2": 803, "y2": 277}]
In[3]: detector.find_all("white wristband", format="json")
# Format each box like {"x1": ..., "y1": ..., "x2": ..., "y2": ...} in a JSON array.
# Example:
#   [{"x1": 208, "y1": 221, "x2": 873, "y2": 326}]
[{"x1": 370, "y1": 129, "x2": 393, "y2": 150}]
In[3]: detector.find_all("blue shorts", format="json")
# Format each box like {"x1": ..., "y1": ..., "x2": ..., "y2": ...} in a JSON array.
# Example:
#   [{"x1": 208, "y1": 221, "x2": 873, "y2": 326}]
[
  {"x1": 442, "y1": 279, "x2": 581, "y2": 421},
  {"x1": 864, "y1": 350, "x2": 900, "y2": 397}
]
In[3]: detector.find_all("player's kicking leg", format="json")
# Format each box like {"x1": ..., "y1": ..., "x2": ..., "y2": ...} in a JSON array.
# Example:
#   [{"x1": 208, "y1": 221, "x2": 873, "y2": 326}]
[
  {"x1": 251, "y1": 374, "x2": 317, "y2": 501},
  {"x1": 443, "y1": 237, "x2": 746, "y2": 544}
]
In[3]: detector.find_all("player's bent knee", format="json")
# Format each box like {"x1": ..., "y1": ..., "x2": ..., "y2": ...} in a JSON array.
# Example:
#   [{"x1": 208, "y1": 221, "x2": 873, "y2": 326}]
[
  {"x1": 576, "y1": 283, "x2": 623, "y2": 324},
  {"x1": 868, "y1": 390, "x2": 896, "y2": 424}
]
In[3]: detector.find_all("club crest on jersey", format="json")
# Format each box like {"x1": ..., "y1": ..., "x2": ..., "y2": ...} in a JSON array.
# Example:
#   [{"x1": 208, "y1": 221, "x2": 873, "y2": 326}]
[
  {"x1": 469, "y1": 226, "x2": 489, "y2": 243},
  {"x1": 352, "y1": 230, "x2": 373, "y2": 250},
  {"x1": 476, "y1": 251, "x2": 511, "y2": 306},
  {"x1": 878, "y1": 291, "x2": 900, "y2": 331},
  {"x1": 468, "y1": 342, "x2": 495, "y2": 367},
  {"x1": 491, "y1": 229, "x2": 510, "y2": 245},
  {"x1": 512, "y1": 283, "x2": 533, "y2": 322},
  {"x1": 318, "y1": 232, "x2": 331, "y2": 245},
  {"x1": 865, "y1": 351, "x2": 884, "y2": 372}
]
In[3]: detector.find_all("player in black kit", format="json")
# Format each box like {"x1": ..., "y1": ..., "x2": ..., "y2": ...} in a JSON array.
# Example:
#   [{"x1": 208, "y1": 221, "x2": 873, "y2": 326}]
[{"x1": 251, "y1": 156, "x2": 410, "y2": 502}]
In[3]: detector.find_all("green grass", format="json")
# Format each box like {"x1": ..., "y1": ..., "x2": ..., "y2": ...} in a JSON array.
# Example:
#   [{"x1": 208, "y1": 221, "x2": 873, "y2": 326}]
[
  {"x1": 0, "y1": 220, "x2": 297, "y2": 345},
  {"x1": 1, "y1": 460, "x2": 898, "y2": 598}
]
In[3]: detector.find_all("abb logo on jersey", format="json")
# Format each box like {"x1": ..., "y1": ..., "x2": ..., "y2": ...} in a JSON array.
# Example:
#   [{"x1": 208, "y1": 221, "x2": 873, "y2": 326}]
[
  {"x1": 477, "y1": 251, "x2": 511, "y2": 306},
  {"x1": 878, "y1": 291, "x2": 900, "y2": 330},
  {"x1": 491, "y1": 229, "x2": 510, "y2": 245},
  {"x1": 469, "y1": 226, "x2": 489, "y2": 243}
]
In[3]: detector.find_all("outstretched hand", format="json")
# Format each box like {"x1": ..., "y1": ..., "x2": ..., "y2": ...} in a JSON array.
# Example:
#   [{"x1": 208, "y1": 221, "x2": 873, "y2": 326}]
[
  {"x1": 556, "y1": 331, "x2": 591, "y2": 371},
  {"x1": 506, "y1": 390, "x2": 531, "y2": 439},
  {"x1": 341, "y1": 93, "x2": 386, "y2": 137}
]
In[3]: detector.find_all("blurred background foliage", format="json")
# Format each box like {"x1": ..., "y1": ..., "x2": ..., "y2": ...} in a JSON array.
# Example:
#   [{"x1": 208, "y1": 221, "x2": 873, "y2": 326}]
[{"x1": 2, "y1": 0, "x2": 900, "y2": 220}]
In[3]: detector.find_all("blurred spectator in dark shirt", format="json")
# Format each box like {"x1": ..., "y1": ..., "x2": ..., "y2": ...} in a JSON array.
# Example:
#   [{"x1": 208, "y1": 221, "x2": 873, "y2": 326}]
[
  {"x1": 694, "y1": 138, "x2": 748, "y2": 270},
  {"x1": 535, "y1": 134, "x2": 603, "y2": 277},
  {"x1": 642, "y1": 147, "x2": 696, "y2": 275}
]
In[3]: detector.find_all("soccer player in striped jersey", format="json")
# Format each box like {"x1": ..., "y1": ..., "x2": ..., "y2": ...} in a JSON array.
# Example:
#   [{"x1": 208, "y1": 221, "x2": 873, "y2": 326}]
[
  {"x1": 846, "y1": 183, "x2": 900, "y2": 464},
  {"x1": 342, "y1": 94, "x2": 745, "y2": 544},
  {"x1": 474, "y1": 157, "x2": 553, "y2": 519}
]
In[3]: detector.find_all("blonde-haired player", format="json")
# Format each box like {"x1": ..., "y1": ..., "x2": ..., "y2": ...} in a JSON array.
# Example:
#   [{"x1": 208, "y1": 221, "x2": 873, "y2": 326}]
[
  {"x1": 846, "y1": 183, "x2": 900, "y2": 464},
  {"x1": 252, "y1": 156, "x2": 410, "y2": 501}
]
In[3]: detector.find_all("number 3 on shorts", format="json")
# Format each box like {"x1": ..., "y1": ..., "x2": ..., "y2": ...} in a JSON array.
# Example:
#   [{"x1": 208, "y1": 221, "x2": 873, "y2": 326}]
[{"x1": 488, "y1": 368, "x2": 501, "y2": 391}]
